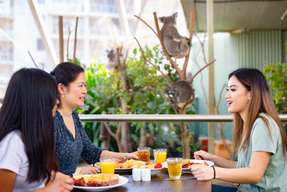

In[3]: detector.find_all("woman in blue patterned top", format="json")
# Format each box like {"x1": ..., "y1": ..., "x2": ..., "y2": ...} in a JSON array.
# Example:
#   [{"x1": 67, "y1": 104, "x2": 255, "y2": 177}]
[{"x1": 51, "y1": 62, "x2": 138, "y2": 176}]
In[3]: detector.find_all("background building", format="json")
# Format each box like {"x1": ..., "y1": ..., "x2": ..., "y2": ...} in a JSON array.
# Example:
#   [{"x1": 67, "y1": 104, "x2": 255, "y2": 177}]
[{"x1": 0, "y1": 0, "x2": 185, "y2": 99}]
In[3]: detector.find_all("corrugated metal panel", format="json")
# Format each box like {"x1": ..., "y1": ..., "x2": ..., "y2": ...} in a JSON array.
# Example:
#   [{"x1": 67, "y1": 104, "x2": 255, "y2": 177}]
[{"x1": 231, "y1": 31, "x2": 282, "y2": 70}]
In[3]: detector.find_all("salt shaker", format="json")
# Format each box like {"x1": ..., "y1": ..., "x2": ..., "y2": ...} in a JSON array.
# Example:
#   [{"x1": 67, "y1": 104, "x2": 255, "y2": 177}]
[
  {"x1": 132, "y1": 168, "x2": 141, "y2": 181},
  {"x1": 141, "y1": 168, "x2": 151, "y2": 181}
]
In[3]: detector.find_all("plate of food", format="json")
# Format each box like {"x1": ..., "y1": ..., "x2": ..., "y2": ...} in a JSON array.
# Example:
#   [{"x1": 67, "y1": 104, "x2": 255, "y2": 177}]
[
  {"x1": 73, "y1": 173, "x2": 128, "y2": 192},
  {"x1": 96, "y1": 159, "x2": 165, "y2": 173},
  {"x1": 115, "y1": 159, "x2": 164, "y2": 172},
  {"x1": 182, "y1": 159, "x2": 214, "y2": 171},
  {"x1": 114, "y1": 159, "x2": 146, "y2": 173}
]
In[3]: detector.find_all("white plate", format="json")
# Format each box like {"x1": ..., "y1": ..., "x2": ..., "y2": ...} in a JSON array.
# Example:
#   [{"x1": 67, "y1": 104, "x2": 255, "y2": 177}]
[
  {"x1": 73, "y1": 176, "x2": 128, "y2": 192},
  {"x1": 190, "y1": 159, "x2": 214, "y2": 166}
]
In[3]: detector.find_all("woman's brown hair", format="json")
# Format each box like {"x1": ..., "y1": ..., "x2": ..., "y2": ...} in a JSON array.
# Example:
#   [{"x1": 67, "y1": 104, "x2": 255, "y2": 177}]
[{"x1": 229, "y1": 68, "x2": 287, "y2": 154}]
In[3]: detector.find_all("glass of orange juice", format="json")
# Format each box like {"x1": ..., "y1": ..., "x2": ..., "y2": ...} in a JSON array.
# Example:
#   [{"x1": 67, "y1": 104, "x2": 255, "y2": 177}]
[
  {"x1": 137, "y1": 147, "x2": 150, "y2": 162},
  {"x1": 153, "y1": 148, "x2": 167, "y2": 163},
  {"x1": 100, "y1": 159, "x2": 116, "y2": 174},
  {"x1": 167, "y1": 158, "x2": 182, "y2": 180}
]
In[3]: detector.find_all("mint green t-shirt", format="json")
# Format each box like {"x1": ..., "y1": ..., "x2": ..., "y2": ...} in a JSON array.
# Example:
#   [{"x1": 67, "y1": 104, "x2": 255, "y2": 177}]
[{"x1": 236, "y1": 114, "x2": 287, "y2": 192}]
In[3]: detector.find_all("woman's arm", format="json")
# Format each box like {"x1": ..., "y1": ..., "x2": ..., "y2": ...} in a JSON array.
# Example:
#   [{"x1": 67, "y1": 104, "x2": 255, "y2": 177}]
[
  {"x1": 192, "y1": 151, "x2": 271, "y2": 183},
  {"x1": 194, "y1": 150, "x2": 236, "y2": 168},
  {"x1": 210, "y1": 154, "x2": 236, "y2": 168},
  {"x1": 0, "y1": 169, "x2": 16, "y2": 192},
  {"x1": 216, "y1": 152, "x2": 270, "y2": 183},
  {"x1": 35, "y1": 172, "x2": 73, "y2": 192}
]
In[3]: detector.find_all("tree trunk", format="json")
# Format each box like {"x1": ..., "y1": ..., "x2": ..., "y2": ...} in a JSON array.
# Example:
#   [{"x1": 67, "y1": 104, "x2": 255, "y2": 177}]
[
  {"x1": 179, "y1": 109, "x2": 190, "y2": 159},
  {"x1": 119, "y1": 70, "x2": 132, "y2": 152},
  {"x1": 139, "y1": 124, "x2": 146, "y2": 147},
  {"x1": 100, "y1": 122, "x2": 110, "y2": 150}
]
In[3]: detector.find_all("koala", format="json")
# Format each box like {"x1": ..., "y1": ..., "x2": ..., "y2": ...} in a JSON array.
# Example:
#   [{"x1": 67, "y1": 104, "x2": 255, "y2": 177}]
[
  {"x1": 159, "y1": 12, "x2": 190, "y2": 58},
  {"x1": 167, "y1": 80, "x2": 194, "y2": 109},
  {"x1": 106, "y1": 48, "x2": 123, "y2": 70}
]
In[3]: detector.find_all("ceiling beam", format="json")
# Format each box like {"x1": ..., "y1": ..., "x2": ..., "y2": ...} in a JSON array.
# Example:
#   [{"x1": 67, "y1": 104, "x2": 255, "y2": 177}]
[{"x1": 27, "y1": 0, "x2": 57, "y2": 66}]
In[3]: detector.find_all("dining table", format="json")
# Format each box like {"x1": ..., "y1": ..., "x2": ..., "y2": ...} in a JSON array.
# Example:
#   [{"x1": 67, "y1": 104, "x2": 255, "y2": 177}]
[{"x1": 72, "y1": 169, "x2": 211, "y2": 192}]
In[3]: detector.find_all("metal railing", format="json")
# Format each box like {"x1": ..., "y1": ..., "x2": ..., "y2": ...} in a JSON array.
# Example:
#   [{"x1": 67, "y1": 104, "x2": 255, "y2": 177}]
[
  {"x1": 79, "y1": 114, "x2": 287, "y2": 153},
  {"x1": 79, "y1": 114, "x2": 287, "y2": 122}
]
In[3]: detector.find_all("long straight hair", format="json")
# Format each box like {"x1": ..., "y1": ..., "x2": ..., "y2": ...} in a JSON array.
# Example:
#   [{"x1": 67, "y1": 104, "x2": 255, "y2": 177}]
[
  {"x1": 229, "y1": 68, "x2": 287, "y2": 153},
  {"x1": 0, "y1": 68, "x2": 58, "y2": 182}
]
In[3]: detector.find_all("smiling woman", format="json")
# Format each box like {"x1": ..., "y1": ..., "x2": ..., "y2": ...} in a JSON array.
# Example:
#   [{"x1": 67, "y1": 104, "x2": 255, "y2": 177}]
[
  {"x1": 51, "y1": 62, "x2": 138, "y2": 176},
  {"x1": 192, "y1": 68, "x2": 287, "y2": 192}
]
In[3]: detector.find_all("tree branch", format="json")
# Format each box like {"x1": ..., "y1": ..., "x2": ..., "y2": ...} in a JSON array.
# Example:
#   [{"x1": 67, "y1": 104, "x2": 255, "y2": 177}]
[
  {"x1": 134, "y1": 37, "x2": 170, "y2": 80},
  {"x1": 103, "y1": 122, "x2": 123, "y2": 152},
  {"x1": 134, "y1": 15, "x2": 159, "y2": 38},
  {"x1": 183, "y1": 9, "x2": 196, "y2": 79},
  {"x1": 103, "y1": 122, "x2": 117, "y2": 140},
  {"x1": 191, "y1": 59, "x2": 216, "y2": 82}
]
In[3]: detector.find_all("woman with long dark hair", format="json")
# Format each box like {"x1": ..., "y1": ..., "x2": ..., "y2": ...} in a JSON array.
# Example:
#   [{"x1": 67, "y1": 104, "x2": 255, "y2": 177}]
[
  {"x1": 51, "y1": 62, "x2": 137, "y2": 176},
  {"x1": 0, "y1": 68, "x2": 73, "y2": 192},
  {"x1": 191, "y1": 68, "x2": 287, "y2": 191}
]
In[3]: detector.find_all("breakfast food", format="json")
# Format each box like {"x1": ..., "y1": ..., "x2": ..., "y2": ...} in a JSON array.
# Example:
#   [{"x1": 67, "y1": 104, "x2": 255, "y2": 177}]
[
  {"x1": 116, "y1": 159, "x2": 146, "y2": 169},
  {"x1": 73, "y1": 173, "x2": 119, "y2": 187},
  {"x1": 115, "y1": 159, "x2": 162, "y2": 169},
  {"x1": 95, "y1": 159, "x2": 162, "y2": 171}
]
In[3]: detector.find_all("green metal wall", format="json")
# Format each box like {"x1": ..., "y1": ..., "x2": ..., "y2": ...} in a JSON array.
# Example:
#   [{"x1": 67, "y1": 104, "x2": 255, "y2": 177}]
[{"x1": 232, "y1": 31, "x2": 282, "y2": 69}]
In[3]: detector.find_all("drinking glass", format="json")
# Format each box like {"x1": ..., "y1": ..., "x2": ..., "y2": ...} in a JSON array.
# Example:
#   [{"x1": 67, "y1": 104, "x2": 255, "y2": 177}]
[
  {"x1": 137, "y1": 147, "x2": 151, "y2": 162},
  {"x1": 153, "y1": 148, "x2": 167, "y2": 163},
  {"x1": 167, "y1": 158, "x2": 183, "y2": 180},
  {"x1": 100, "y1": 159, "x2": 116, "y2": 174}
]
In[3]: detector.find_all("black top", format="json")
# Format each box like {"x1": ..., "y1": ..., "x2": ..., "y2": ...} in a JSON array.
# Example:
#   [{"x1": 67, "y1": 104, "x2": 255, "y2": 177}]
[{"x1": 54, "y1": 111, "x2": 102, "y2": 176}]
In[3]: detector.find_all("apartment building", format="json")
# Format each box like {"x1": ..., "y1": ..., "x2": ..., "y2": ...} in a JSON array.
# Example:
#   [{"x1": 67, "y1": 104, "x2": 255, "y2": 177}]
[{"x1": 0, "y1": 0, "x2": 184, "y2": 100}]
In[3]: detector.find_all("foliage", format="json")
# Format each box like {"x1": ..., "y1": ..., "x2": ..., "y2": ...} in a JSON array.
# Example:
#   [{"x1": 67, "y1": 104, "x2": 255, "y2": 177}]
[
  {"x1": 263, "y1": 63, "x2": 287, "y2": 113},
  {"x1": 80, "y1": 46, "x2": 198, "y2": 154}
]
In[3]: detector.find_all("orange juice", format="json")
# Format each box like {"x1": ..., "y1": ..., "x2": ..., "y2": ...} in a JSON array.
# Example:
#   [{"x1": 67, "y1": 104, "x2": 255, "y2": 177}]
[
  {"x1": 100, "y1": 161, "x2": 116, "y2": 174},
  {"x1": 167, "y1": 158, "x2": 182, "y2": 180},
  {"x1": 153, "y1": 149, "x2": 167, "y2": 163}
]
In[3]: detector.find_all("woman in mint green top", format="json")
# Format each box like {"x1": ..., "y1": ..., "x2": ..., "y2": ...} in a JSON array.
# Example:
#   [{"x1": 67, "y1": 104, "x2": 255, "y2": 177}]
[{"x1": 191, "y1": 68, "x2": 287, "y2": 192}]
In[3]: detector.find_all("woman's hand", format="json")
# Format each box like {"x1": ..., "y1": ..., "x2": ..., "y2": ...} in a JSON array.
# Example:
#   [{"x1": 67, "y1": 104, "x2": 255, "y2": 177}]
[
  {"x1": 191, "y1": 164, "x2": 215, "y2": 181},
  {"x1": 127, "y1": 152, "x2": 138, "y2": 159},
  {"x1": 194, "y1": 150, "x2": 214, "y2": 161},
  {"x1": 41, "y1": 172, "x2": 73, "y2": 192},
  {"x1": 118, "y1": 152, "x2": 138, "y2": 162},
  {"x1": 75, "y1": 166, "x2": 99, "y2": 175}
]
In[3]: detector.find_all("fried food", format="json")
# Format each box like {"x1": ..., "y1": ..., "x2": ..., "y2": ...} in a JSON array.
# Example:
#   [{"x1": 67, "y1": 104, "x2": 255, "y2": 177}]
[
  {"x1": 73, "y1": 173, "x2": 119, "y2": 187},
  {"x1": 116, "y1": 159, "x2": 146, "y2": 169}
]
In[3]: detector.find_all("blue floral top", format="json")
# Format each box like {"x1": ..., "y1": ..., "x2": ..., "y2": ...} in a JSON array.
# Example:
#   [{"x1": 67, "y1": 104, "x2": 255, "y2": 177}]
[{"x1": 54, "y1": 111, "x2": 102, "y2": 176}]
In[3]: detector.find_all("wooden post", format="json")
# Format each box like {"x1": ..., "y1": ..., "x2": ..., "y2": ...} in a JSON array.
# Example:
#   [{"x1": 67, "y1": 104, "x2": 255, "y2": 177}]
[
  {"x1": 207, "y1": 0, "x2": 216, "y2": 153},
  {"x1": 73, "y1": 17, "x2": 79, "y2": 61},
  {"x1": 58, "y1": 16, "x2": 64, "y2": 63}
]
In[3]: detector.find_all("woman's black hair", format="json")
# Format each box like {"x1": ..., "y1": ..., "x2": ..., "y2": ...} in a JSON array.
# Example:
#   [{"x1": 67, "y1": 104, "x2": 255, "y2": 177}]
[
  {"x1": 0, "y1": 68, "x2": 58, "y2": 183},
  {"x1": 50, "y1": 62, "x2": 84, "y2": 86}
]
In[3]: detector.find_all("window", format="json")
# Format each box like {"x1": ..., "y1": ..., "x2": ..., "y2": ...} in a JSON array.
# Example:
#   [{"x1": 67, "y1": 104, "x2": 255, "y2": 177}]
[{"x1": 36, "y1": 38, "x2": 44, "y2": 50}]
